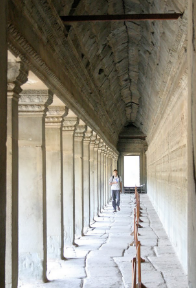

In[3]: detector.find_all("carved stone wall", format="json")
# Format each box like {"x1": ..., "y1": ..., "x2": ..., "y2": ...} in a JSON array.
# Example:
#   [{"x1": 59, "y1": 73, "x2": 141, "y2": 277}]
[{"x1": 146, "y1": 59, "x2": 188, "y2": 272}]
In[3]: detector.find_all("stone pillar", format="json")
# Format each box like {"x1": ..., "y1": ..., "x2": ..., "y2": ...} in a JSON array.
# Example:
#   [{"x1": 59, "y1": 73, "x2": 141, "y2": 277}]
[
  {"x1": 0, "y1": 1, "x2": 7, "y2": 286},
  {"x1": 89, "y1": 132, "x2": 96, "y2": 223},
  {"x1": 112, "y1": 154, "x2": 115, "y2": 171},
  {"x1": 18, "y1": 89, "x2": 53, "y2": 283},
  {"x1": 101, "y1": 144, "x2": 107, "y2": 209},
  {"x1": 118, "y1": 153, "x2": 124, "y2": 188},
  {"x1": 62, "y1": 115, "x2": 78, "y2": 252},
  {"x1": 108, "y1": 152, "x2": 113, "y2": 202},
  {"x1": 93, "y1": 138, "x2": 100, "y2": 217},
  {"x1": 74, "y1": 122, "x2": 86, "y2": 238},
  {"x1": 45, "y1": 105, "x2": 68, "y2": 260},
  {"x1": 100, "y1": 145, "x2": 105, "y2": 210},
  {"x1": 104, "y1": 147, "x2": 109, "y2": 206},
  {"x1": 114, "y1": 155, "x2": 118, "y2": 170},
  {"x1": 108, "y1": 151, "x2": 113, "y2": 202},
  {"x1": 6, "y1": 61, "x2": 28, "y2": 288},
  {"x1": 97, "y1": 139, "x2": 103, "y2": 214},
  {"x1": 103, "y1": 145, "x2": 107, "y2": 208},
  {"x1": 83, "y1": 127, "x2": 92, "y2": 233}
]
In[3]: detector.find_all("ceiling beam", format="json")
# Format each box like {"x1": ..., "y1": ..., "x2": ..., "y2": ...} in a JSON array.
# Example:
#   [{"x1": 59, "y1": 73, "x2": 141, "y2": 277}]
[{"x1": 60, "y1": 13, "x2": 182, "y2": 23}]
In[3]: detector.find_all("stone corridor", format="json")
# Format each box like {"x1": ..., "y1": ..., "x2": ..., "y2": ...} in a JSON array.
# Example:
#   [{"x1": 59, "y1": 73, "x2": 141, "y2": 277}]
[
  {"x1": 19, "y1": 194, "x2": 188, "y2": 288},
  {"x1": 2, "y1": 1, "x2": 196, "y2": 287}
]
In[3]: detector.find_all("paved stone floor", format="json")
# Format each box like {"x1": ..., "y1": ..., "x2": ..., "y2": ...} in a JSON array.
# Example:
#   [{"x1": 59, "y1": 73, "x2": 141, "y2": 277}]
[{"x1": 19, "y1": 194, "x2": 188, "y2": 288}]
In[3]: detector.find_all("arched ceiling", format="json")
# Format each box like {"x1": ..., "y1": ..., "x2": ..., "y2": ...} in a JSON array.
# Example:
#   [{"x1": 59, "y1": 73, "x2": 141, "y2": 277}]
[{"x1": 54, "y1": 0, "x2": 187, "y2": 141}]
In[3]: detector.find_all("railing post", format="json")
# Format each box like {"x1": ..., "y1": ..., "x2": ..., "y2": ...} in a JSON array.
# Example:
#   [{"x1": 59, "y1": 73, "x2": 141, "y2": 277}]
[
  {"x1": 137, "y1": 241, "x2": 141, "y2": 283},
  {"x1": 132, "y1": 257, "x2": 136, "y2": 288}
]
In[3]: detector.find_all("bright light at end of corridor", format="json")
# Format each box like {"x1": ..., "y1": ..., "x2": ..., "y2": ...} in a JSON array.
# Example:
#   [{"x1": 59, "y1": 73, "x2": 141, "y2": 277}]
[{"x1": 124, "y1": 156, "x2": 140, "y2": 187}]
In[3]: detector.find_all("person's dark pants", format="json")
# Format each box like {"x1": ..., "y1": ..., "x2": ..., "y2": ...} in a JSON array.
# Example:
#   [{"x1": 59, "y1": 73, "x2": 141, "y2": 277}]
[{"x1": 112, "y1": 190, "x2": 120, "y2": 211}]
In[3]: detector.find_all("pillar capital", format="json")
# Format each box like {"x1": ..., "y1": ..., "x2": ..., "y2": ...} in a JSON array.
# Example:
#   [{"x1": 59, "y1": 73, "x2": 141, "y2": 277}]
[
  {"x1": 62, "y1": 116, "x2": 78, "y2": 132},
  {"x1": 108, "y1": 149, "x2": 114, "y2": 158},
  {"x1": 90, "y1": 131, "x2": 97, "y2": 147},
  {"x1": 101, "y1": 143, "x2": 107, "y2": 153},
  {"x1": 46, "y1": 105, "x2": 68, "y2": 127},
  {"x1": 19, "y1": 89, "x2": 53, "y2": 115},
  {"x1": 83, "y1": 127, "x2": 93, "y2": 143},
  {"x1": 75, "y1": 122, "x2": 87, "y2": 139},
  {"x1": 98, "y1": 139, "x2": 104, "y2": 151},
  {"x1": 94, "y1": 136, "x2": 100, "y2": 149},
  {"x1": 104, "y1": 146, "x2": 109, "y2": 156},
  {"x1": 7, "y1": 61, "x2": 28, "y2": 99}
]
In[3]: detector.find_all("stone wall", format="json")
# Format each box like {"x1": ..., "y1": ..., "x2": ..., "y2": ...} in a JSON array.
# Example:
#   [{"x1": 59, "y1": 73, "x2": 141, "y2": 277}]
[
  {"x1": 146, "y1": 60, "x2": 188, "y2": 272},
  {"x1": 187, "y1": 1, "x2": 196, "y2": 286}
]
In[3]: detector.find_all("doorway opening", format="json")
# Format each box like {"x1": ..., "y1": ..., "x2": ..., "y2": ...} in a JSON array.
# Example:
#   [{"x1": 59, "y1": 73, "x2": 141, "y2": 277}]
[{"x1": 124, "y1": 156, "x2": 140, "y2": 187}]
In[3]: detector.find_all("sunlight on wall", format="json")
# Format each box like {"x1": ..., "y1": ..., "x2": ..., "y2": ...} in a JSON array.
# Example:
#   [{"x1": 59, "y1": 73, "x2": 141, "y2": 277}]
[{"x1": 124, "y1": 156, "x2": 140, "y2": 187}]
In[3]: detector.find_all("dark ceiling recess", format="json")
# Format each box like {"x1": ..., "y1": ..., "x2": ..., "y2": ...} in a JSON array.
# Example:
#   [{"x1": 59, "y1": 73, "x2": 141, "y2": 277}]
[
  {"x1": 119, "y1": 124, "x2": 146, "y2": 140},
  {"x1": 60, "y1": 13, "x2": 182, "y2": 23}
]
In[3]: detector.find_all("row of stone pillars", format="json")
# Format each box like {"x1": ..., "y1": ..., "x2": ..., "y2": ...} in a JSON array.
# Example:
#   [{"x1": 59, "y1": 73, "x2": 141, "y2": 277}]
[{"x1": 6, "y1": 60, "x2": 118, "y2": 287}]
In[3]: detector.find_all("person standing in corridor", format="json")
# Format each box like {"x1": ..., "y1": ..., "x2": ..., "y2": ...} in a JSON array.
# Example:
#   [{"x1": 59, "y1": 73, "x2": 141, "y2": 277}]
[{"x1": 109, "y1": 169, "x2": 122, "y2": 213}]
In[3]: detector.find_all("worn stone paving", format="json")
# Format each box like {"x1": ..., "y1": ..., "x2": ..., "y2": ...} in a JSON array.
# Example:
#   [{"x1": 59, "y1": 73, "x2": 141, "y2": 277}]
[{"x1": 19, "y1": 194, "x2": 188, "y2": 288}]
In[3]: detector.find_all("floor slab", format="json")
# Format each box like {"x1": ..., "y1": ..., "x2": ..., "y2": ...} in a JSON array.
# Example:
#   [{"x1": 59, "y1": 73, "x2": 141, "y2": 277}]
[{"x1": 19, "y1": 194, "x2": 188, "y2": 288}]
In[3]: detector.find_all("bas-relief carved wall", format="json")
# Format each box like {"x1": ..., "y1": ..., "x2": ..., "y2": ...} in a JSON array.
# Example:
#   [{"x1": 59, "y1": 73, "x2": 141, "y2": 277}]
[{"x1": 146, "y1": 65, "x2": 188, "y2": 272}]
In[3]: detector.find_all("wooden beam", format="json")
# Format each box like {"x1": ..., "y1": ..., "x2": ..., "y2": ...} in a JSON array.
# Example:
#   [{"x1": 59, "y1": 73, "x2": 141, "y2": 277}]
[{"x1": 60, "y1": 13, "x2": 182, "y2": 23}]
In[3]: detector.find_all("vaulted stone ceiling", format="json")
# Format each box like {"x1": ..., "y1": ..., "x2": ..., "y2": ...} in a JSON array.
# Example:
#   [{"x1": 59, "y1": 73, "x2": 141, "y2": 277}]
[
  {"x1": 54, "y1": 0, "x2": 187, "y2": 139},
  {"x1": 8, "y1": 0, "x2": 187, "y2": 147}
]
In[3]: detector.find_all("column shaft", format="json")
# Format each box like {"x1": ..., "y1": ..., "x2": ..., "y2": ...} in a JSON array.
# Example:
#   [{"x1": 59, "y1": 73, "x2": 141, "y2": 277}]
[
  {"x1": 83, "y1": 128, "x2": 92, "y2": 233},
  {"x1": 62, "y1": 117, "x2": 78, "y2": 251},
  {"x1": 108, "y1": 156, "x2": 112, "y2": 202},
  {"x1": 100, "y1": 151, "x2": 104, "y2": 210},
  {"x1": 74, "y1": 124, "x2": 86, "y2": 238},
  {"x1": 97, "y1": 149, "x2": 101, "y2": 214},
  {"x1": 6, "y1": 62, "x2": 28, "y2": 288},
  {"x1": 104, "y1": 153, "x2": 108, "y2": 206},
  {"x1": 93, "y1": 143, "x2": 99, "y2": 217},
  {"x1": 45, "y1": 106, "x2": 67, "y2": 260},
  {"x1": 0, "y1": 1, "x2": 7, "y2": 286},
  {"x1": 89, "y1": 135, "x2": 96, "y2": 223},
  {"x1": 18, "y1": 90, "x2": 52, "y2": 283}
]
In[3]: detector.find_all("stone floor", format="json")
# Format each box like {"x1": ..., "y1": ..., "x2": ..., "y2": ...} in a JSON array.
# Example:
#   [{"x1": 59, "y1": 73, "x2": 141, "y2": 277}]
[{"x1": 19, "y1": 194, "x2": 188, "y2": 288}]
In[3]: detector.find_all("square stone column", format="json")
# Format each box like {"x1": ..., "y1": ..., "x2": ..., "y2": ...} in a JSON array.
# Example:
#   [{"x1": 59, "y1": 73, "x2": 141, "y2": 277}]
[
  {"x1": 103, "y1": 145, "x2": 108, "y2": 208},
  {"x1": 115, "y1": 155, "x2": 118, "y2": 169},
  {"x1": 89, "y1": 132, "x2": 97, "y2": 223},
  {"x1": 6, "y1": 61, "x2": 28, "y2": 288},
  {"x1": 45, "y1": 104, "x2": 68, "y2": 260},
  {"x1": 97, "y1": 139, "x2": 103, "y2": 214},
  {"x1": 18, "y1": 89, "x2": 53, "y2": 284},
  {"x1": 0, "y1": 2, "x2": 7, "y2": 285},
  {"x1": 62, "y1": 116, "x2": 78, "y2": 252},
  {"x1": 74, "y1": 122, "x2": 86, "y2": 238},
  {"x1": 104, "y1": 147, "x2": 108, "y2": 207},
  {"x1": 83, "y1": 127, "x2": 92, "y2": 233},
  {"x1": 93, "y1": 138, "x2": 100, "y2": 217},
  {"x1": 108, "y1": 150, "x2": 113, "y2": 202},
  {"x1": 112, "y1": 154, "x2": 116, "y2": 171},
  {"x1": 100, "y1": 144, "x2": 106, "y2": 210},
  {"x1": 107, "y1": 151, "x2": 112, "y2": 203}
]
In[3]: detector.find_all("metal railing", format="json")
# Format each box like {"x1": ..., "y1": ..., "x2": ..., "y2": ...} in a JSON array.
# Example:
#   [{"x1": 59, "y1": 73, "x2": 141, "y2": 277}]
[{"x1": 131, "y1": 186, "x2": 147, "y2": 288}]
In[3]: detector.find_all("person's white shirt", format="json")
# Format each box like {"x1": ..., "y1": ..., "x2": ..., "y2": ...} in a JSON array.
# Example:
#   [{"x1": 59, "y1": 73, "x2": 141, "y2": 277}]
[{"x1": 109, "y1": 175, "x2": 122, "y2": 190}]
